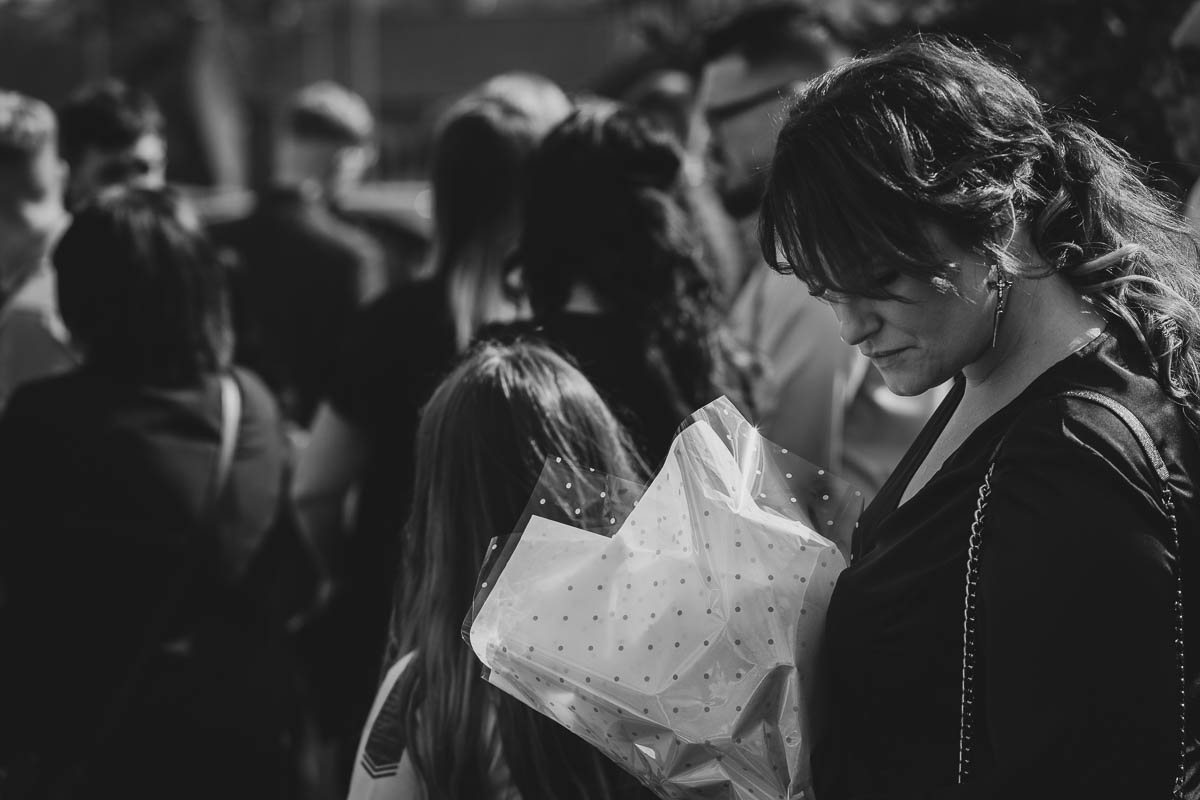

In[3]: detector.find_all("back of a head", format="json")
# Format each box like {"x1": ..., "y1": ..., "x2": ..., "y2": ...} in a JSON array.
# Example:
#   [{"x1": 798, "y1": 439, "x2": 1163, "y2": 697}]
[
  {"x1": 520, "y1": 99, "x2": 692, "y2": 319},
  {"x1": 58, "y1": 80, "x2": 163, "y2": 171},
  {"x1": 406, "y1": 338, "x2": 642, "y2": 638},
  {"x1": 431, "y1": 73, "x2": 571, "y2": 348},
  {"x1": 393, "y1": 338, "x2": 645, "y2": 799},
  {"x1": 54, "y1": 185, "x2": 231, "y2": 386},
  {"x1": 286, "y1": 81, "x2": 374, "y2": 148},
  {"x1": 431, "y1": 73, "x2": 571, "y2": 273},
  {"x1": 474, "y1": 72, "x2": 573, "y2": 138},
  {"x1": 274, "y1": 81, "x2": 376, "y2": 195},
  {"x1": 520, "y1": 100, "x2": 732, "y2": 417}
]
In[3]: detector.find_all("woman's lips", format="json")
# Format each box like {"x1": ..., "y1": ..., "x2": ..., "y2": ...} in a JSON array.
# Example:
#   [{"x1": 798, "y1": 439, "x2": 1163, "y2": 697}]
[{"x1": 863, "y1": 347, "x2": 909, "y2": 364}]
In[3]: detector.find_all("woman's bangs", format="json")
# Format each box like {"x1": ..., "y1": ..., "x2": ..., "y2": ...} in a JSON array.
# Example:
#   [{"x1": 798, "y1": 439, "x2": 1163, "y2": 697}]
[{"x1": 763, "y1": 148, "x2": 935, "y2": 300}]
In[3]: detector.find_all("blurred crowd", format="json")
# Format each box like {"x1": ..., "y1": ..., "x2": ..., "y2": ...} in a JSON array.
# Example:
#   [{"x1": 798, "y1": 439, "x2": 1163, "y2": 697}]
[{"x1": 0, "y1": 2, "x2": 1198, "y2": 799}]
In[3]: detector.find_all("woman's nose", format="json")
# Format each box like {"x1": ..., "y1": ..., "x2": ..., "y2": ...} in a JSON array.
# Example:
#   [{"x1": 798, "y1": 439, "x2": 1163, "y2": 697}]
[{"x1": 832, "y1": 298, "x2": 880, "y2": 347}]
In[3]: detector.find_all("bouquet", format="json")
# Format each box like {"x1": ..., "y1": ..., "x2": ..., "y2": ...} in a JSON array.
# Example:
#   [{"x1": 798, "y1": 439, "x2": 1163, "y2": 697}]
[{"x1": 466, "y1": 398, "x2": 860, "y2": 799}]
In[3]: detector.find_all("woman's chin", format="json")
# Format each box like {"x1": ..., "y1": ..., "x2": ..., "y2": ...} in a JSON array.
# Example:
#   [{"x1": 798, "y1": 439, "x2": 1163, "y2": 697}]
[{"x1": 875, "y1": 366, "x2": 935, "y2": 398}]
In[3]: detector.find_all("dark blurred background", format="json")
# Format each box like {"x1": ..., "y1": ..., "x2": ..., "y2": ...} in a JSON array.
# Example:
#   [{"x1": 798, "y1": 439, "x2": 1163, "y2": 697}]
[{"x1": 0, "y1": 0, "x2": 1194, "y2": 226}]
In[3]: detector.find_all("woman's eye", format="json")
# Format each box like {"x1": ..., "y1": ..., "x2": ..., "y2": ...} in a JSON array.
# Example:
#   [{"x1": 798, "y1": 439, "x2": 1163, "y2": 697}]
[
  {"x1": 815, "y1": 290, "x2": 849, "y2": 305},
  {"x1": 874, "y1": 270, "x2": 901, "y2": 286}
]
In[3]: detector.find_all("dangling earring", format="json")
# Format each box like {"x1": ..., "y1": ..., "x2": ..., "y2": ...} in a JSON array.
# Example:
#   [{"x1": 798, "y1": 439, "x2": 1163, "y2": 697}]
[{"x1": 987, "y1": 265, "x2": 1013, "y2": 348}]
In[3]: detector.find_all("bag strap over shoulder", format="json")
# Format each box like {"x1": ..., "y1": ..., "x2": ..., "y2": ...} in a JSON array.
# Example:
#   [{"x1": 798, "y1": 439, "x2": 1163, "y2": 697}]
[
  {"x1": 2, "y1": 374, "x2": 244, "y2": 798},
  {"x1": 957, "y1": 390, "x2": 1186, "y2": 796},
  {"x1": 213, "y1": 373, "x2": 241, "y2": 505},
  {"x1": 91, "y1": 373, "x2": 244, "y2": 747}
]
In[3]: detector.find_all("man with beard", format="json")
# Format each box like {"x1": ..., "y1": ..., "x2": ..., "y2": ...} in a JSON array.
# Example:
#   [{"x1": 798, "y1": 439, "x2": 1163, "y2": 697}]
[
  {"x1": 57, "y1": 80, "x2": 167, "y2": 211},
  {"x1": 696, "y1": 4, "x2": 943, "y2": 501}
]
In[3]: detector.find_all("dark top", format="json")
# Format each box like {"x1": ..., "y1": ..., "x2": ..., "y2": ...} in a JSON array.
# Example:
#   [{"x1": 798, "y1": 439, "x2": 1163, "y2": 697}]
[
  {"x1": 213, "y1": 186, "x2": 387, "y2": 427},
  {"x1": 327, "y1": 275, "x2": 457, "y2": 571},
  {"x1": 0, "y1": 367, "x2": 290, "y2": 784},
  {"x1": 483, "y1": 312, "x2": 698, "y2": 465},
  {"x1": 817, "y1": 324, "x2": 1200, "y2": 800},
  {"x1": 321, "y1": 276, "x2": 458, "y2": 730}
]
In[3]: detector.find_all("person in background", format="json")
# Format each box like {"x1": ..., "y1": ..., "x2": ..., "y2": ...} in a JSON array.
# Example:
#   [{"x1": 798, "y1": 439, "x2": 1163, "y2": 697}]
[
  {"x1": 292, "y1": 72, "x2": 572, "y2": 787},
  {"x1": 503, "y1": 99, "x2": 748, "y2": 465},
  {"x1": 213, "y1": 80, "x2": 387, "y2": 429},
  {"x1": 348, "y1": 339, "x2": 656, "y2": 800},
  {"x1": 0, "y1": 186, "x2": 305, "y2": 798},
  {"x1": 624, "y1": 69, "x2": 747, "y2": 309},
  {"x1": 760, "y1": 36, "x2": 1200, "y2": 798},
  {"x1": 695, "y1": 2, "x2": 941, "y2": 500},
  {"x1": 57, "y1": 79, "x2": 166, "y2": 210},
  {"x1": 1161, "y1": 0, "x2": 1200, "y2": 228},
  {"x1": 0, "y1": 90, "x2": 77, "y2": 412}
]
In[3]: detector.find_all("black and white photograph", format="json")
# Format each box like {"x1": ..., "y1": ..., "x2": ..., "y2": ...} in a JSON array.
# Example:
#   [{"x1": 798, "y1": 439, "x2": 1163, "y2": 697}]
[{"x1": 1, "y1": 0, "x2": 1199, "y2": 798}]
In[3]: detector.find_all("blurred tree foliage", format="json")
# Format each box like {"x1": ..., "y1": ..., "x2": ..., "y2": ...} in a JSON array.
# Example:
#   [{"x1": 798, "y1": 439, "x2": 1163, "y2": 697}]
[
  {"x1": 834, "y1": 0, "x2": 1198, "y2": 191},
  {"x1": 619, "y1": 0, "x2": 1198, "y2": 193},
  {"x1": 4, "y1": 0, "x2": 1194, "y2": 191}
]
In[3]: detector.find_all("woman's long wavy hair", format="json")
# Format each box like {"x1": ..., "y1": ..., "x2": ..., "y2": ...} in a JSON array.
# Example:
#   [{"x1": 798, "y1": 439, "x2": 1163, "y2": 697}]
[
  {"x1": 760, "y1": 35, "x2": 1200, "y2": 424},
  {"x1": 428, "y1": 73, "x2": 572, "y2": 350},
  {"x1": 520, "y1": 100, "x2": 743, "y2": 419},
  {"x1": 387, "y1": 340, "x2": 648, "y2": 800}
]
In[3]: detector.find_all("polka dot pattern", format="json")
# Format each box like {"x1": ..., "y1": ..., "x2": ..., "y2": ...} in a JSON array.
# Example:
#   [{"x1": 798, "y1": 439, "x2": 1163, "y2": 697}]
[{"x1": 469, "y1": 397, "x2": 850, "y2": 798}]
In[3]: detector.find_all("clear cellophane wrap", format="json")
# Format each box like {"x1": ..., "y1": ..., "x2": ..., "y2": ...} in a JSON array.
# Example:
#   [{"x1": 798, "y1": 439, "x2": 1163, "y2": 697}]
[{"x1": 465, "y1": 398, "x2": 861, "y2": 799}]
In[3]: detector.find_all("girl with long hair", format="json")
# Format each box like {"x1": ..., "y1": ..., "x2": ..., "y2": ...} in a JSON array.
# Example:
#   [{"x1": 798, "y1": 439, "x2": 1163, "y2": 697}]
[
  {"x1": 291, "y1": 74, "x2": 571, "y2": 780},
  {"x1": 759, "y1": 36, "x2": 1200, "y2": 798},
  {"x1": 347, "y1": 339, "x2": 655, "y2": 800}
]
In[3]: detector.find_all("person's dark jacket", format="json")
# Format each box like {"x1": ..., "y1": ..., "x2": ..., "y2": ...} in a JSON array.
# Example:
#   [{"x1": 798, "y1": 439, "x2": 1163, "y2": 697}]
[
  {"x1": 0, "y1": 367, "x2": 301, "y2": 798},
  {"x1": 213, "y1": 186, "x2": 387, "y2": 427}
]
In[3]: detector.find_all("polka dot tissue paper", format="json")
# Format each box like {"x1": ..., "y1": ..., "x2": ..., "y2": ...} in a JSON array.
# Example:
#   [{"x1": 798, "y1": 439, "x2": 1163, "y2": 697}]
[{"x1": 467, "y1": 397, "x2": 860, "y2": 799}]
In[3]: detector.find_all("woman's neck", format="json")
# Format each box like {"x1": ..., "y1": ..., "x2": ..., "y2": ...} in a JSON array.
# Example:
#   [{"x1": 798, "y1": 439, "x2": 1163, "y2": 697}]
[{"x1": 961, "y1": 272, "x2": 1105, "y2": 410}]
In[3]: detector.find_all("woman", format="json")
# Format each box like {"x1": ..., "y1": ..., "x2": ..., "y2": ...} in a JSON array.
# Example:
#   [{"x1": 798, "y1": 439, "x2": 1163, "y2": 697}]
[
  {"x1": 292, "y1": 73, "x2": 572, "y2": 777},
  {"x1": 511, "y1": 99, "x2": 749, "y2": 463},
  {"x1": 759, "y1": 37, "x2": 1200, "y2": 798},
  {"x1": 0, "y1": 186, "x2": 303, "y2": 797},
  {"x1": 348, "y1": 339, "x2": 655, "y2": 800}
]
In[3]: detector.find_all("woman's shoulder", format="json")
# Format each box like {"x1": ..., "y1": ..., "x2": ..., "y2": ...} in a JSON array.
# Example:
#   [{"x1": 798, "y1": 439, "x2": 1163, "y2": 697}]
[{"x1": 998, "y1": 361, "x2": 1198, "y2": 505}]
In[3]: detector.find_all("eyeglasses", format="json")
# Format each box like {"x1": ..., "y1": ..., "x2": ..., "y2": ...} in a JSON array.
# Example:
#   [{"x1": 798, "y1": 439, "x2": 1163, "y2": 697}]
[{"x1": 705, "y1": 81, "x2": 799, "y2": 127}]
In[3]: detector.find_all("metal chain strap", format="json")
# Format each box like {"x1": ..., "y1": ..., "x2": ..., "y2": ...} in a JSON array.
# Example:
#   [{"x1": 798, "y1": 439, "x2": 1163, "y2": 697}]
[
  {"x1": 957, "y1": 461, "x2": 994, "y2": 784},
  {"x1": 1165, "y1": 487, "x2": 1188, "y2": 798},
  {"x1": 957, "y1": 392, "x2": 1186, "y2": 794}
]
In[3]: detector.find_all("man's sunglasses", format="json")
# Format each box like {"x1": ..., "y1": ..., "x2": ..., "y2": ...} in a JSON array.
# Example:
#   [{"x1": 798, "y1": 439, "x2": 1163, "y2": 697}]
[{"x1": 705, "y1": 81, "x2": 799, "y2": 126}]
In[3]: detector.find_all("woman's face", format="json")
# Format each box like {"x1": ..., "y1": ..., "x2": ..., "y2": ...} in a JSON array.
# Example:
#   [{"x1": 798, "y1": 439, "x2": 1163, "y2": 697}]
[{"x1": 823, "y1": 228, "x2": 995, "y2": 396}]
